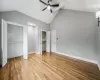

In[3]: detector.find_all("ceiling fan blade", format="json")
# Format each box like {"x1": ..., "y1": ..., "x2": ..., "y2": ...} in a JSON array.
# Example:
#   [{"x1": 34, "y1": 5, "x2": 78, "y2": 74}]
[
  {"x1": 48, "y1": 0, "x2": 50, "y2": 3},
  {"x1": 39, "y1": 0, "x2": 48, "y2": 5},
  {"x1": 42, "y1": 7, "x2": 47, "y2": 11},
  {"x1": 50, "y1": 9, "x2": 53, "y2": 13},
  {"x1": 50, "y1": 4, "x2": 59, "y2": 7},
  {"x1": 48, "y1": 0, "x2": 51, "y2": 3}
]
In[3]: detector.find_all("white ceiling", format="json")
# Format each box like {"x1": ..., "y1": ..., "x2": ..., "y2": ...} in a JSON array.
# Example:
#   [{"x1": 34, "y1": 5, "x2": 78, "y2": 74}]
[
  {"x1": 63, "y1": 0, "x2": 100, "y2": 12},
  {"x1": 0, "y1": 0, "x2": 100, "y2": 24}
]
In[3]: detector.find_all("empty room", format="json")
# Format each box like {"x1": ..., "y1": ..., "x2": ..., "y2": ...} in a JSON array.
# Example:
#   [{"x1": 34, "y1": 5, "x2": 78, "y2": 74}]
[{"x1": 0, "y1": 0, "x2": 100, "y2": 80}]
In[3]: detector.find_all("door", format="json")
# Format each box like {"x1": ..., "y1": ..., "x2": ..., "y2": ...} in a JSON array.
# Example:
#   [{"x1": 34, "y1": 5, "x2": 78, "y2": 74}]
[
  {"x1": 39, "y1": 30, "x2": 42, "y2": 55},
  {"x1": 23, "y1": 26, "x2": 28, "y2": 59},
  {"x1": 1, "y1": 19, "x2": 7, "y2": 67},
  {"x1": 46, "y1": 31, "x2": 50, "y2": 52},
  {"x1": 51, "y1": 30, "x2": 56, "y2": 52}
]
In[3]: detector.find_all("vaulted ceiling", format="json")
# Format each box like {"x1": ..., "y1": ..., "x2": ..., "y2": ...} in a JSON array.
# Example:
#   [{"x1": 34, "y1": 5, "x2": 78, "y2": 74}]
[{"x1": 0, "y1": 0, "x2": 100, "y2": 24}]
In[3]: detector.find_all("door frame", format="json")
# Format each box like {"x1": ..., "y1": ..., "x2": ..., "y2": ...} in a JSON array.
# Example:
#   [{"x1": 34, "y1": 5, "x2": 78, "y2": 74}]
[
  {"x1": 39, "y1": 29, "x2": 50, "y2": 55},
  {"x1": 1, "y1": 19, "x2": 28, "y2": 67}
]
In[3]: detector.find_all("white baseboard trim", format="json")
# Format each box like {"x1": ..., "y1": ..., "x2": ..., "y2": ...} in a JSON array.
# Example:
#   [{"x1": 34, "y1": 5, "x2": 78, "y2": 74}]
[
  {"x1": 54, "y1": 52, "x2": 98, "y2": 64},
  {"x1": 35, "y1": 52, "x2": 41, "y2": 54},
  {"x1": 28, "y1": 52, "x2": 35, "y2": 54},
  {"x1": 23, "y1": 56, "x2": 28, "y2": 60}
]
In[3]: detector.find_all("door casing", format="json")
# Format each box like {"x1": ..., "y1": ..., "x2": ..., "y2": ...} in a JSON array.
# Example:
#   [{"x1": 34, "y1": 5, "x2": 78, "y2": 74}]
[
  {"x1": 39, "y1": 30, "x2": 50, "y2": 55},
  {"x1": 1, "y1": 19, "x2": 28, "y2": 67}
]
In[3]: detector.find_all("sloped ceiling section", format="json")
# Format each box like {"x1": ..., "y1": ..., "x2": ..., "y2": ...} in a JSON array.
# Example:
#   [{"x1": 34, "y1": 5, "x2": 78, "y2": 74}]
[
  {"x1": 63, "y1": 0, "x2": 100, "y2": 12},
  {"x1": 0, "y1": 0, "x2": 59, "y2": 24},
  {"x1": 0, "y1": 0, "x2": 100, "y2": 24}
]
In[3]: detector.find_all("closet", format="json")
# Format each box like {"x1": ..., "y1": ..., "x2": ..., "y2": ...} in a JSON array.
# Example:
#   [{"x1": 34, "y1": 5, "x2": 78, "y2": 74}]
[
  {"x1": 42, "y1": 31, "x2": 46, "y2": 53},
  {"x1": 7, "y1": 24, "x2": 23, "y2": 58}
]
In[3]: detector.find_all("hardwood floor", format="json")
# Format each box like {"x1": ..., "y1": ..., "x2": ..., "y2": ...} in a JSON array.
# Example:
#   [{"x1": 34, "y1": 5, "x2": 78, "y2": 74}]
[{"x1": 0, "y1": 53, "x2": 100, "y2": 80}]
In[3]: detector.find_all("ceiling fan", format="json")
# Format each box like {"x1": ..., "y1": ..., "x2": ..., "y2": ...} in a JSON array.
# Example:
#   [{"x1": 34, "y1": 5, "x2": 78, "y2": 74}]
[{"x1": 39, "y1": 0, "x2": 59, "y2": 13}]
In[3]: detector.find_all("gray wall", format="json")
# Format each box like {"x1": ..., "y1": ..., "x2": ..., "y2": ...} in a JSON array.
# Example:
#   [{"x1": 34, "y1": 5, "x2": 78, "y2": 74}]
[
  {"x1": 0, "y1": 11, "x2": 49, "y2": 64},
  {"x1": 0, "y1": 11, "x2": 49, "y2": 30},
  {"x1": 50, "y1": 9, "x2": 98, "y2": 61}
]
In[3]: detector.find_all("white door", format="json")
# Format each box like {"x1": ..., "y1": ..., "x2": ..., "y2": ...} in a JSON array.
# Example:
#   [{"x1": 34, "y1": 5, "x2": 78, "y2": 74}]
[
  {"x1": 1, "y1": 19, "x2": 7, "y2": 67},
  {"x1": 46, "y1": 31, "x2": 50, "y2": 52},
  {"x1": 23, "y1": 26, "x2": 28, "y2": 59},
  {"x1": 39, "y1": 30, "x2": 42, "y2": 55},
  {"x1": 51, "y1": 30, "x2": 56, "y2": 52}
]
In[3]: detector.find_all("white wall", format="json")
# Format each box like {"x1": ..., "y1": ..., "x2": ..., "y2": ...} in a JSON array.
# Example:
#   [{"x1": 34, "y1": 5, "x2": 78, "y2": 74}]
[
  {"x1": 50, "y1": 9, "x2": 98, "y2": 61},
  {"x1": 28, "y1": 26, "x2": 36, "y2": 53}
]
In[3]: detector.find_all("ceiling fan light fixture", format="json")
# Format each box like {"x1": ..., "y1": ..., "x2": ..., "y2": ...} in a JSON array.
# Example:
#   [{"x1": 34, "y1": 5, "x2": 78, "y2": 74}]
[
  {"x1": 96, "y1": 10, "x2": 100, "y2": 26},
  {"x1": 47, "y1": 6, "x2": 51, "y2": 10},
  {"x1": 96, "y1": 11, "x2": 100, "y2": 18}
]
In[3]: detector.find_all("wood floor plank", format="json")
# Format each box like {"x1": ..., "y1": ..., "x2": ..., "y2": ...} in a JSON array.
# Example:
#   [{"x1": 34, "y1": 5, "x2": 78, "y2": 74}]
[{"x1": 0, "y1": 53, "x2": 100, "y2": 80}]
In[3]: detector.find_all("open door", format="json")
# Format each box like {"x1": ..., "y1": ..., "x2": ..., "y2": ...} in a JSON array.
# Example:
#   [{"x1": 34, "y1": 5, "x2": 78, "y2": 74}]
[
  {"x1": 1, "y1": 19, "x2": 7, "y2": 67},
  {"x1": 51, "y1": 30, "x2": 56, "y2": 52},
  {"x1": 46, "y1": 31, "x2": 50, "y2": 52},
  {"x1": 39, "y1": 30, "x2": 51, "y2": 54}
]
